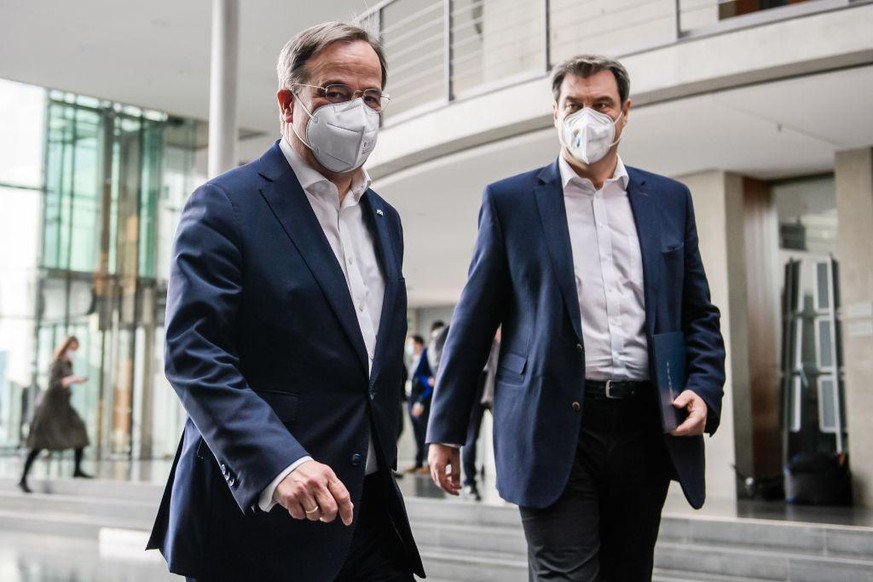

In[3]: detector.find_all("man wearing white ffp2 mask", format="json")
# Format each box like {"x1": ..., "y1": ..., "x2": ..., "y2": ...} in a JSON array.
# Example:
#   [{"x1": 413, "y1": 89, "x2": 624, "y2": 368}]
[
  {"x1": 147, "y1": 21, "x2": 423, "y2": 582},
  {"x1": 290, "y1": 92, "x2": 381, "y2": 174},
  {"x1": 428, "y1": 53, "x2": 724, "y2": 582},
  {"x1": 555, "y1": 75, "x2": 627, "y2": 169},
  {"x1": 560, "y1": 107, "x2": 624, "y2": 166},
  {"x1": 284, "y1": 70, "x2": 386, "y2": 181}
]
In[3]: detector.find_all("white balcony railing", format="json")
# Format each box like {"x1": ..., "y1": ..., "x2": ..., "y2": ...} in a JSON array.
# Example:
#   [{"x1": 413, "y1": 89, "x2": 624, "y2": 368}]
[{"x1": 358, "y1": 0, "x2": 859, "y2": 125}]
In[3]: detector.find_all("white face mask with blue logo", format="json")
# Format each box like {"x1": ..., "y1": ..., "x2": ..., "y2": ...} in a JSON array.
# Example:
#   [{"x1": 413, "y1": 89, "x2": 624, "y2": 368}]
[{"x1": 560, "y1": 107, "x2": 623, "y2": 165}]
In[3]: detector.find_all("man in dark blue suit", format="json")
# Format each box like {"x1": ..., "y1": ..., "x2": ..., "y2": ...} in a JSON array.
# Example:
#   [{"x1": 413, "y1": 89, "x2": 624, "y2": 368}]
[
  {"x1": 427, "y1": 54, "x2": 725, "y2": 581},
  {"x1": 147, "y1": 22, "x2": 423, "y2": 581}
]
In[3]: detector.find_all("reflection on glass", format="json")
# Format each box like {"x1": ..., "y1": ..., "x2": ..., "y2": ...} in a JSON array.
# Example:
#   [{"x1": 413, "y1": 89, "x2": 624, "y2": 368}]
[
  {"x1": 0, "y1": 81, "x2": 200, "y2": 458},
  {"x1": 815, "y1": 261, "x2": 830, "y2": 311},
  {"x1": 818, "y1": 376, "x2": 836, "y2": 433},
  {"x1": 816, "y1": 318, "x2": 833, "y2": 370}
]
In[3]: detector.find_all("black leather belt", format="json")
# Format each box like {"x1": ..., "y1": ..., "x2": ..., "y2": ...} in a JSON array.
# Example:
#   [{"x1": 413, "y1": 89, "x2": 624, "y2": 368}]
[{"x1": 585, "y1": 379, "x2": 649, "y2": 400}]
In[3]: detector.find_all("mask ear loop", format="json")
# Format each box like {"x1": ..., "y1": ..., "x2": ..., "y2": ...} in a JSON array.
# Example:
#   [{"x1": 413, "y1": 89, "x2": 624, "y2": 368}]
[
  {"x1": 288, "y1": 88, "x2": 315, "y2": 150},
  {"x1": 608, "y1": 110, "x2": 625, "y2": 148}
]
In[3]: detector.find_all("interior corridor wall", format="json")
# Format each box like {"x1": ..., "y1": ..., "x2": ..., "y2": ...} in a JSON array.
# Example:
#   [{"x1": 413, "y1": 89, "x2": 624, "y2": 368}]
[{"x1": 675, "y1": 170, "x2": 739, "y2": 501}]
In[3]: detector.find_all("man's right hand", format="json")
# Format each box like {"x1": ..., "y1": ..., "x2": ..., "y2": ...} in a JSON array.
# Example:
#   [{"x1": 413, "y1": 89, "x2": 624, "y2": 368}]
[
  {"x1": 428, "y1": 444, "x2": 461, "y2": 496},
  {"x1": 274, "y1": 460, "x2": 354, "y2": 526}
]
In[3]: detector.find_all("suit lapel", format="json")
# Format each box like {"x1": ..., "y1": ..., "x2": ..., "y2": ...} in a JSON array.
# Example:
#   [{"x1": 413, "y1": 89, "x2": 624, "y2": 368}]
[
  {"x1": 626, "y1": 168, "x2": 660, "y2": 336},
  {"x1": 534, "y1": 161, "x2": 584, "y2": 342},
  {"x1": 360, "y1": 191, "x2": 399, "y2": 385},
  {"x1": 255, "y1": 143, "x2": 369, "y2": 374}
]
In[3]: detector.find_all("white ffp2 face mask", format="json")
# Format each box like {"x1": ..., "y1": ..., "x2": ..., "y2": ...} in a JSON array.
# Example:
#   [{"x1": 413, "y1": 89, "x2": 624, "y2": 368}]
[
  {"x1": 560, "y1": 107, "x2": 623, "y2": 165},
  {"x1": 292, "y1": 97, "x2": 380, "y2": 174}
]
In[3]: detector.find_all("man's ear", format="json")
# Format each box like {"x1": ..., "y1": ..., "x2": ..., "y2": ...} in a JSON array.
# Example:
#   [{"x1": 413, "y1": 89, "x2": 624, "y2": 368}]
[
  {"x1": 552, "y1": 101, "x2": 560, "y2": 128},
  {"x1": 277, "y1": 88, "x2": 294, "y2": 124},
  {"x1": 621, "y1": 98, "x2": 632, "y2": 126}
]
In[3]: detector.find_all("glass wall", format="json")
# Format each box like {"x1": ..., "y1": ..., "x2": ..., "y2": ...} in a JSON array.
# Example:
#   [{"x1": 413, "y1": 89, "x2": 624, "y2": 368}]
[
  {"x1": 0, "y1": 79, "x2": 201, "y2": 460},
  {"x1": 0, "y1": 80, "x2": 45, "y2": 453}
]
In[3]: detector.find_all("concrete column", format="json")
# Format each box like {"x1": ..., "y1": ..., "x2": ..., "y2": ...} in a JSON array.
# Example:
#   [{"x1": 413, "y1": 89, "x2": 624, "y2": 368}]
[
  {"x1": 834, "y1": 148, "x2": 873, "y2": 508},
  {"x1": 208, "y1": 0, "x2": 239, "y2": 178},
  {"x1": 675, "y1": 170, "x2": 739, "y2": 502}
]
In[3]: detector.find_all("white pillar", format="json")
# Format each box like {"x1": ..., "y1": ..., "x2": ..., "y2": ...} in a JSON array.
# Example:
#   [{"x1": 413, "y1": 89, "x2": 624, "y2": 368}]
[
  {"x1": 835, "y1": 148, "x2": 873, "y2": 508},
  {"x1": 208, "y1": 0, "x2": 239, "y2": 178},
  {"x1": 674, "y1": 170, "x2": 739, "y2": 503}
]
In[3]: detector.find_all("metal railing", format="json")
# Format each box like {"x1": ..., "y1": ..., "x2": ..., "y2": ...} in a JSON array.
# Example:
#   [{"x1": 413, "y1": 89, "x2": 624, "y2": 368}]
[{"x1": 357, "y1": 0, "x2": 848, "y2": 125}]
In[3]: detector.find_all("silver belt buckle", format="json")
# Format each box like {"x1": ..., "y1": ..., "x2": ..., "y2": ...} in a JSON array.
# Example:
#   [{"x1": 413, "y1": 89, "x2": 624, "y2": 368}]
[{"x1": 605, "y1": 380, "x2": 619, "y2": 399}]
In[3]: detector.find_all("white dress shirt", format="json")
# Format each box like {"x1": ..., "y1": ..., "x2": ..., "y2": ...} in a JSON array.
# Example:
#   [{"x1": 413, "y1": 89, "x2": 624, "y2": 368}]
[
  {"x1": 559, "y1": 155, "x2": 649, "y2": 381},
  {"x1": 258, "y1": 139, "x2": 384, "y2": 511}
]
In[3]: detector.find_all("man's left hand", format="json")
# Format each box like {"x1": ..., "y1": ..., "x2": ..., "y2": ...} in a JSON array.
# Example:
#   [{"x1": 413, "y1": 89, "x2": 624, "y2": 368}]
[
  {"x1": 670, "y1": 389, "x2": 707, "y2": 437},
  {"x1": 428, "y1": 444, "x2": 461, "y2": 496}
]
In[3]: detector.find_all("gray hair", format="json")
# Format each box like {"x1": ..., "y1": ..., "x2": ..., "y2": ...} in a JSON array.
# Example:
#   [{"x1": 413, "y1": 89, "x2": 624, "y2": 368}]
[
  {"x1": 551, "y1": 55, "x2": 630, "y2": 104},
  {"x1": 276, "y1": 21, "x2": 387, "y2": 90}
]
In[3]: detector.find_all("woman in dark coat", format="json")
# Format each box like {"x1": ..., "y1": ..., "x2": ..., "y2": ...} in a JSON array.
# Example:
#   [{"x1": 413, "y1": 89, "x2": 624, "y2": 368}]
[{"x1": 18, "y1": 335, "x2": 92, "y2": 493}]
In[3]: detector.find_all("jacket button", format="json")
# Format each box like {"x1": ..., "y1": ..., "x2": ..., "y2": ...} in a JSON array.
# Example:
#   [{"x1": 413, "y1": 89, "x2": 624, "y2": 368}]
[
  {"x1": 227, "y1": 476, "x2": 236, "y2": 487},
  {"x1": 571, "y1": 401, "x2": 581, "y2": 413},
  {"x1": 350, "y1": 453, "x2": 363, "y2": 467},
  {"x1": 576, "y1": 344, "x2": 583, "y2": 353}
]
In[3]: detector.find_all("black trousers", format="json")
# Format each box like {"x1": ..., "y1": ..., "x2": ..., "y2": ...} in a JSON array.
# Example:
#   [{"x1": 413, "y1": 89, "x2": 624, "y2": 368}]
[
  {"x1": 187, "y1": 472, "x2": 414, "y2": 582},
  {"x1": 408, "y1": 400, "x2": 429, "y2": 468},
  {"x1": 519, "y1": 389, "x2": 671, "y2": 582},
  {"x1": 462, "y1": 373, "x2": 489, "y2": 486},
  {"x1": 334, "y1": 472, "x2": 415, "y2": 581}
]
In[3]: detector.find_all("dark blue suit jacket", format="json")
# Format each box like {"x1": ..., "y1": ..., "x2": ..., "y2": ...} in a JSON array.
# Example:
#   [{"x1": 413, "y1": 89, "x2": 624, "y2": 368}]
[
  {"x1": 427, "y1": 160, "x2": 726, "y2": 510},
  {"x1": 147, "y1": 142, "x2": 423, "y2": 579}
]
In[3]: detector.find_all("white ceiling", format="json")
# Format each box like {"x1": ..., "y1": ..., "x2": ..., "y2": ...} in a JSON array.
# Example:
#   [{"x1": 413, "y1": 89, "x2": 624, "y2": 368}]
[
  {"x1": 1, "y1": 2, "x2": 870, "y2": 307},
  {"x1": 0, "y1": 0, "x2": 373, "y2": 136}
]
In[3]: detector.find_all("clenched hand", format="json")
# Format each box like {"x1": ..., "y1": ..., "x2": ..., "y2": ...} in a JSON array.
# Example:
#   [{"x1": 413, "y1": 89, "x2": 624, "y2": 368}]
[{"x1": 274, "y1": 460, "x2": 354, "y2": 525}]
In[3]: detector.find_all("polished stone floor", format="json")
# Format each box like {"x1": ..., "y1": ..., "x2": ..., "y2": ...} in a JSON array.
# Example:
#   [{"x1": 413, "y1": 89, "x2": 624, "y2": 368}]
[
  {"x1": 2, "y1": 451, "x2": 871, "y2": 581},
  {"x1": 0, "y1": 531, "x2": 177, "y2": 582}
]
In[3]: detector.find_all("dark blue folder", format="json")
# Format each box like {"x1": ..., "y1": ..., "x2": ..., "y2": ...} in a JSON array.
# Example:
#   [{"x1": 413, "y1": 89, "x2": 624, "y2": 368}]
[{"x1": 652, "y1": 331, "x2": 687, "y2": 433}]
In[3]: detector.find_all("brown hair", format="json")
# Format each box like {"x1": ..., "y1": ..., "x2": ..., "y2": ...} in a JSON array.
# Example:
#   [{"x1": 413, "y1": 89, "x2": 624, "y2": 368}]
[
  {"x1": 551, "y1": 54, "x2": 630, "y2": 104},
  {"x1": 52, "y1": 335, "x2": 80, "y2": 362},
  {"x1": 277, "y1": 21, "x2": 388, "y2": 90}
]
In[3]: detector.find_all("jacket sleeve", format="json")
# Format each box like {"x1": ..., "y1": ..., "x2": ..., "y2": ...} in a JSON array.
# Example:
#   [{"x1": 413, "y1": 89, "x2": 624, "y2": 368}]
[
  {"x1": 164, "y1": 182, "x2": 309, "y2": 512},
  {"x1": 680, "y1": 187, "x2": 727, "y2": 435},
  {"x1": 426, "y1": 186, "x2": 510, "y2": 446}
]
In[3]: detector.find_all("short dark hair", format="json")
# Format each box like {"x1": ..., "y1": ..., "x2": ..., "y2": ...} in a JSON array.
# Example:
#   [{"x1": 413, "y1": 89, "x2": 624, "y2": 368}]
[
  {"x1": 277, "y1": 21, "x2": 388, "y2": 90},
  {"x1": 410, "y1": 335, "x2": 425, "y2": 346},
  {"x1": 551, "y1": 54, "x2": 630, "y2": 104},
  {"x1": 430, "y1": 320, "x2": 445, "y2": 333}
]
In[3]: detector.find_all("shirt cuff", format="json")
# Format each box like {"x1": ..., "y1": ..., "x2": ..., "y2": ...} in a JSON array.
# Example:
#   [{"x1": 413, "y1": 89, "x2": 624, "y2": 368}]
[{"x1": 257, "y1": 456, "x2": 313, "y2": 512}]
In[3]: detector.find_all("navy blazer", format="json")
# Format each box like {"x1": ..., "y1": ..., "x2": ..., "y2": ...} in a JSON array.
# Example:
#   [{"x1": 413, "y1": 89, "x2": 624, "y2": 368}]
[
  {"x1": 147, "y1": 142, "x2": 423, "y2": 580},
  {"x1": 426, "y1": 160, "x2": 726, "y2": 510}
]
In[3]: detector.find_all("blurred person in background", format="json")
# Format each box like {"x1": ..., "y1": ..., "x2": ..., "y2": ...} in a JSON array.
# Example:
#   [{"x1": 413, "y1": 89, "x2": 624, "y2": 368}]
[
  {"x1": 18, "y1": 335, "x2": 91, "y2": 493},
  {"x1": 426, "y1": 320, "x2": 448, "y2": 375},
  {"x1": 403, "y1": 334, "x2": 433, "y2": 474},
  {"x1": 461, "y1": 329, "x2": 500, "y2": 501}
]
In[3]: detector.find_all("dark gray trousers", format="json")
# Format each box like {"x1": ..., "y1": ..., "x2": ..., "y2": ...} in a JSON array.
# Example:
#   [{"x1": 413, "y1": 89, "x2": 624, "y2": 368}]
[{"x1": 519, "y1": 390, "x2": 672, "y2": 582}]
